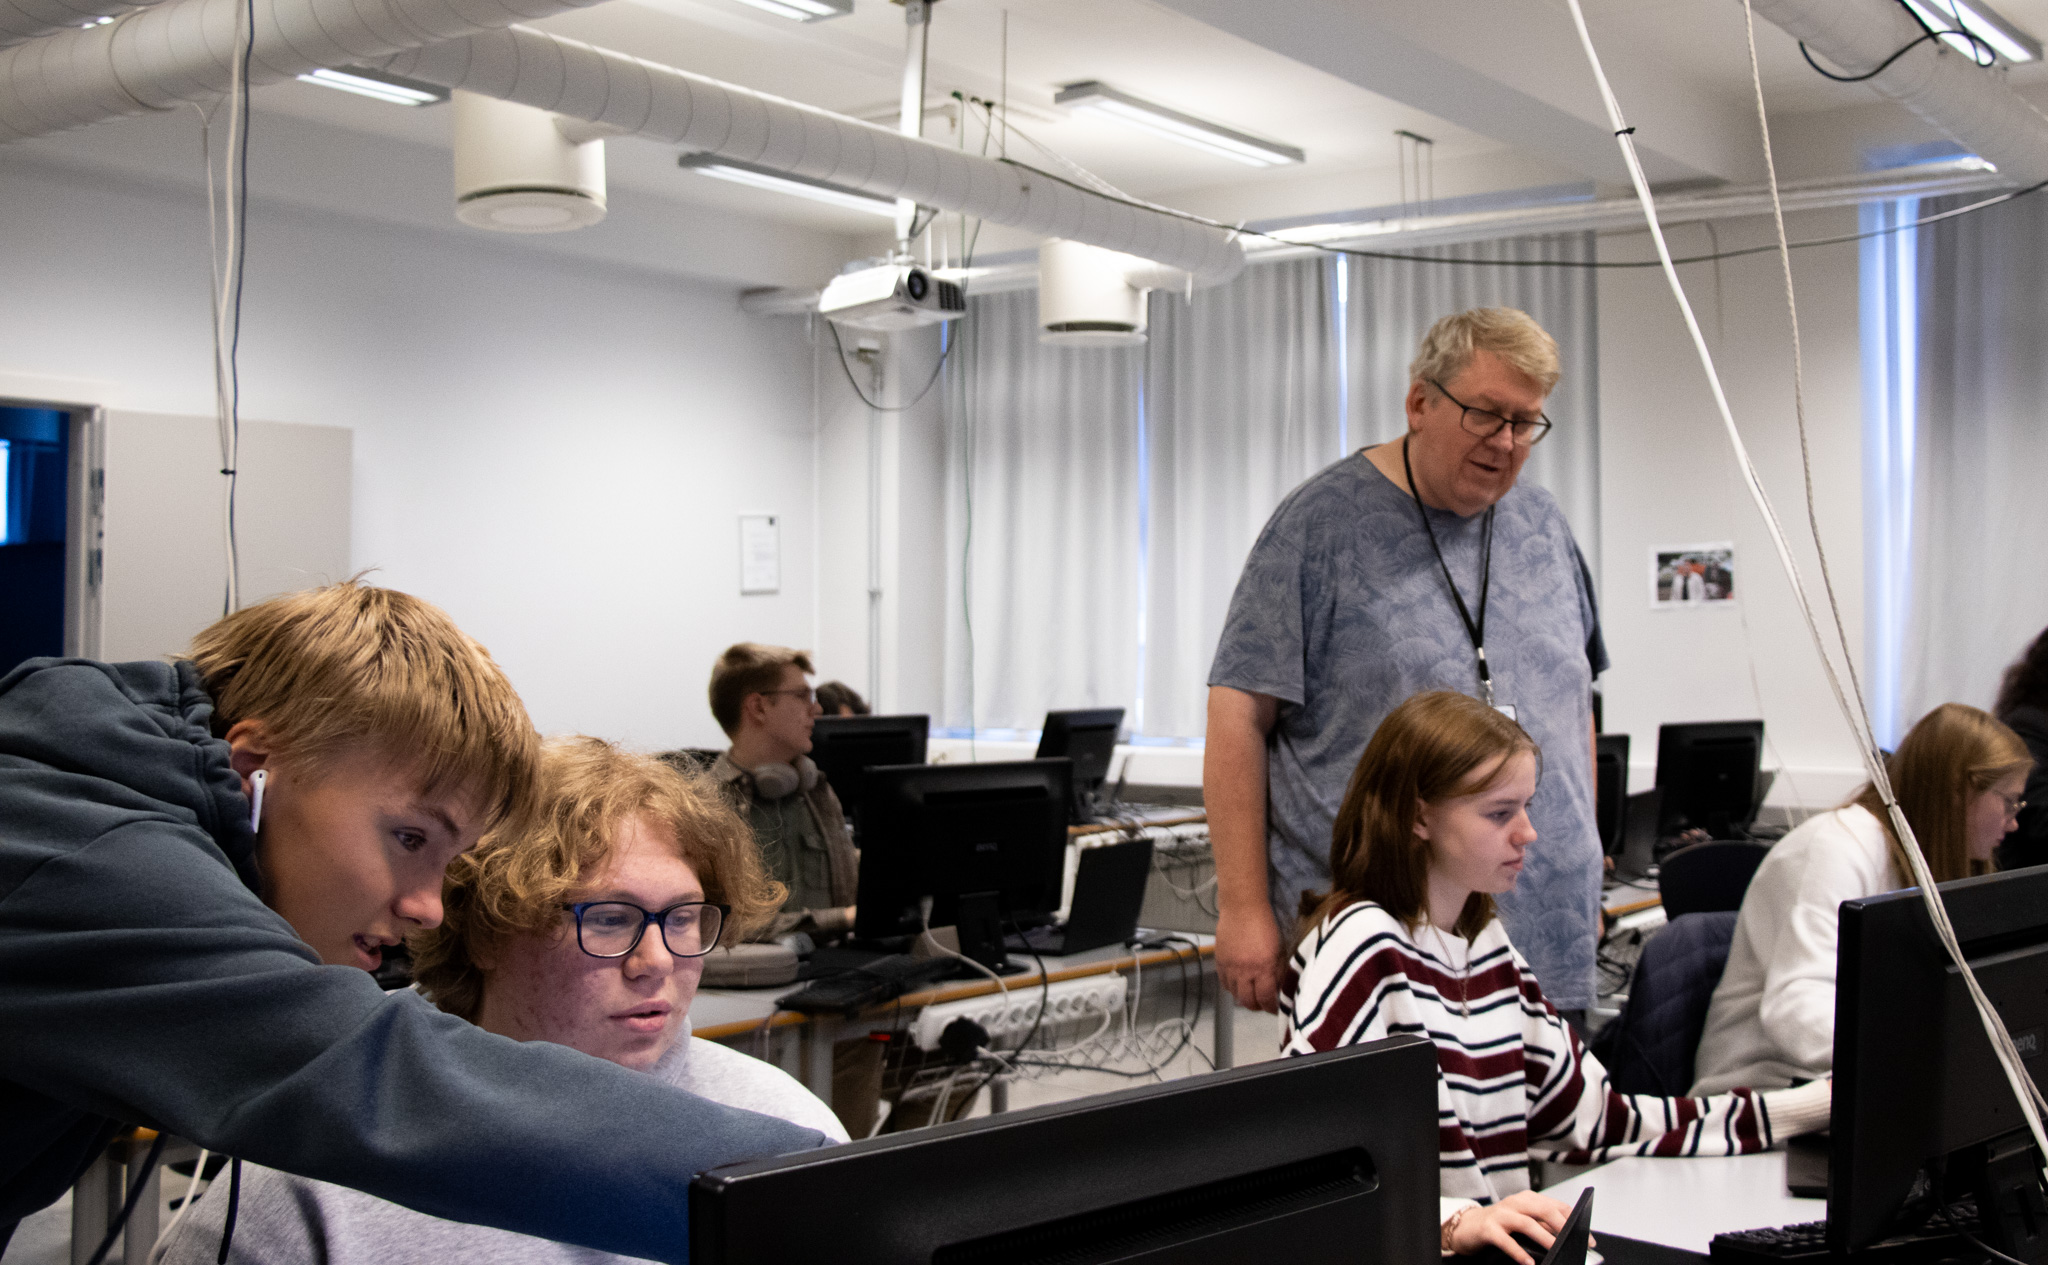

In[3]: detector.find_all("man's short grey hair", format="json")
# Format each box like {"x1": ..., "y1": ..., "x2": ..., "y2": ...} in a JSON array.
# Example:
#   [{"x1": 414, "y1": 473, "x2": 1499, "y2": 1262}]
[{"x1": 1409, "y1": 308, "x2": 1561, "y2": 394}]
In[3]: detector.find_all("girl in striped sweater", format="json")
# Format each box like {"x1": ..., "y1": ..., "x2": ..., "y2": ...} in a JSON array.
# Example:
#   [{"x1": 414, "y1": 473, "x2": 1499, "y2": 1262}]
[{"x1": 1280, "y1": 691, "x2": 1830, "y2": 1263}]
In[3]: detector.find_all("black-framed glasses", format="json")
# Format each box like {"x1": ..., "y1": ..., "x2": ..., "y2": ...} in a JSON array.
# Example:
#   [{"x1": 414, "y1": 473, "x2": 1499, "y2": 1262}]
[
  {"x1": 560, "y1": 901, "x2": 728, "y2": 959},
  {"x1": 1431, "y1": 379, "x2": 1553, "y2": 447},
  {"x1": 759, "y1": 687, "x2": 816, "y2": 706}
]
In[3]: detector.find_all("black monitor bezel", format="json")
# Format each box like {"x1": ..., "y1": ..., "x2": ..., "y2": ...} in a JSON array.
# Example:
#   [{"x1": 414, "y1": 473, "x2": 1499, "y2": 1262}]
[
  {"x1": 1832, "y1": 865, "x2": 2048, "y2": 1252},
  {"x1": 808, "y1": 714, "x2": 929, "y2": 829},
  {"x1": 690, "y1": 1035, "x2": 1440, "y2": 1265},
  {"x1": 1654, "y1": 720, "x2": 1765, "y2": 837},
  {"x1": 851, "y1": 758, "x2": 1072, "y2": 942}
]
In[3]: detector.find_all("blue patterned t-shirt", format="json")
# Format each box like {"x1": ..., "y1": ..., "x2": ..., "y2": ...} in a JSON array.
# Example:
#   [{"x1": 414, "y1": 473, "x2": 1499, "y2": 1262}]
[{"x1": 1210, "y1": 451, "x2": 1609, "y2": 1009}]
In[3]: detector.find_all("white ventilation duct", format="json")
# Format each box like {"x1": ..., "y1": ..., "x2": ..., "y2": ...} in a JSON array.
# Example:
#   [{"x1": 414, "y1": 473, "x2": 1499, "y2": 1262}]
[
  {"x1": 1752, "y1": 0, "x2": 2048, "y2": 183},
  {"x1": 0, "y1": 0, "x2": 157, "y2": 49},
  {"x1": 1036, "y1": 239, "x2": 1200, "y2": 346},
  {"x1": 453, "y1": 90, "x2": 605, "y2": 232},
  {"x1": 0, "y1": 0, "x2": 611, "y2": 141},
  {"x1": 368, "y1": 27, "x2": 1244, "y2": 285}
]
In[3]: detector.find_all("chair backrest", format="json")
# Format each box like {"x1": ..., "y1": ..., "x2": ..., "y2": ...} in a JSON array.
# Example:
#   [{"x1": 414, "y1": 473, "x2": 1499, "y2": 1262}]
[
  {"x1": 1593, "y1": 910, "x2": 1740, "y2": 1096},
  {"x1": 1658, "y1": 840, "x2": 1770, "y2": 920}
]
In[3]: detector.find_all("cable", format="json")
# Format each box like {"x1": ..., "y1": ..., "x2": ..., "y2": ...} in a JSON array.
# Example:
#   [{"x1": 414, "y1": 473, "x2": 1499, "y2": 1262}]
[
  {"x1": 205, "y1": 0, "x2": 254, "y2": 616},
  {"x1": 1800, "y1": 0, "x2": 1998, "y2": 81},
  {"x1": 1564, "y1": 0, "x2": 2048, "y2": 1190},
  {"x1": 159, "y1": 1146, "x2": 212, "y2": 1247},
  {"x1": 917, "y1": 899, "x2": 1008, "y2": 998},
  {"x1": 83, "y1": 1132, "x2": 167, "y2": 1265},
  {"x1": 991, "y1": 153, "x2": 2048, "y2": 273},
  {"x1": 214, "y1": 1157, "x2": 241, "y2": 1265}
]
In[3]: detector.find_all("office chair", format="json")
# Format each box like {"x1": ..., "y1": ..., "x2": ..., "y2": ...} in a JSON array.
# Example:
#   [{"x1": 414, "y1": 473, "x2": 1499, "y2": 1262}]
[
  {"x1": 1593, "y1": 910, "x2": 1739, "y2": 1096},
  {"x1": 1657, "y1": 840, "x2": 1770, "y2": 920}
]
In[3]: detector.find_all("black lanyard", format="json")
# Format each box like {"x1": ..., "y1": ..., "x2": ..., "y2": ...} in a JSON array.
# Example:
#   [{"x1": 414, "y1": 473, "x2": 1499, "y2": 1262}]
[{"x1": 1402, "y1": 437, "x2": 1498, "y2": 707}]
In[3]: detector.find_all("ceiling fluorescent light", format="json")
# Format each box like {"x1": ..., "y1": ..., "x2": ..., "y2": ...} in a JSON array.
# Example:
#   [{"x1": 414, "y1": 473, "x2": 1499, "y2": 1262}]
[
  {"x1": 678, "y1": 153, "x2": 897, "y2": 216},
  {"x1": 296, "y1": 67, "x2": 448, "y2": 105},
  {"x1": 728, "y1": 0, "x2": 851, "y2": 21},
  {"x1": 1902, "y1": 0, "x2": 2040, "y2": 61},
  {"x1": 1054, "y1": 81, "x2": 1304, "y2": 167}
]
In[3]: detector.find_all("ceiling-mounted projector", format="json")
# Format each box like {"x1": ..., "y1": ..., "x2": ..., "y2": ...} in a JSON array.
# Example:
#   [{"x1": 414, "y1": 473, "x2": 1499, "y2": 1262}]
[{"x1": 819, "y1": 265, "x2": 964, "y2": 331}]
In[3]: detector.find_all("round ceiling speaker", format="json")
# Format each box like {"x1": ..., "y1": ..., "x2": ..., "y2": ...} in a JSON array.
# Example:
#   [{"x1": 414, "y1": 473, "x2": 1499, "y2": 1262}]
[
  {"x1": 1038, "y1": 239, "x2": 1149, "y2": 347},
  {"x1": 452, "y1": 91, "x2": 607, "y2": 234}
]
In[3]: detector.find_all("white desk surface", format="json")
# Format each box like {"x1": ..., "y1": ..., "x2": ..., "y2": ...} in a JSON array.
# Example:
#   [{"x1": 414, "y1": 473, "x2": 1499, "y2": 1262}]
[
  {"x1": 1542, "y1": 1151, "x2": 1825, "y2": 1256},
  {"x1": 687, "y1": 934, "x2": 1216, "y2": 1037}
]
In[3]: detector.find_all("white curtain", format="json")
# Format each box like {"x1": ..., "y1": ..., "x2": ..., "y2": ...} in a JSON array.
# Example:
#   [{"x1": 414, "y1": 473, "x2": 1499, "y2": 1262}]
[
  {"x1": 1895, "y1": 192, "x2": 2048, "y2": 725},
  {"x1": 940, "y1": 287, "x2": 1144, "y2": 732},
  {"x1": 936, "y1": 239, "x2": 1600, "y2": 742},
  {"x1": 1140, "y1": 257, "x2": 1342, "y2": 740}
]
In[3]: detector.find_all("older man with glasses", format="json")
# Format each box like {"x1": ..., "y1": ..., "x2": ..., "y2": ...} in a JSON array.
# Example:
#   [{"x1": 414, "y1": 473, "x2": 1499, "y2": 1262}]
[
  {"x1": 706, "y1": 642, "x2": 859, "y2": 939},
  {"x1": 1206, "y1": 307, "x2": 1609, "y2": 1022}
]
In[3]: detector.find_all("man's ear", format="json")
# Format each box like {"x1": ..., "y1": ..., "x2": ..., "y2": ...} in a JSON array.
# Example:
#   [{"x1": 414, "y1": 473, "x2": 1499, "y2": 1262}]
[
  {"x1": 739, "y1": 692, "x2": 769, "y2": 730},
  {"x1": 1403, "y1": 378, "x2": 1431, "y2": 430},
  {"x1": 225, "y1": 719, "x2": 276, "y2": 801}
]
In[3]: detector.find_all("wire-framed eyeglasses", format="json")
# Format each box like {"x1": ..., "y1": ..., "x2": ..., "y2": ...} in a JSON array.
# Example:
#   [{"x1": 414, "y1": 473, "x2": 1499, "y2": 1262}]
[
  {"x1": 1431, "y1": 379, "x2": 1553, "y2": 447},
  {"x1": 560, "y1": 901, "x2": 728, "y2": 959}
]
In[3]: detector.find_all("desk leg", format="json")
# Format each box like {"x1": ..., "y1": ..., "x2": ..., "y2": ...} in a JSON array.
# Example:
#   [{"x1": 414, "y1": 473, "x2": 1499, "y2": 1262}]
[
  {"x1": 71, "y1": 1150, "x2": 114, "y2": 1265},
  {"x1": 799, "y1": 1016, "x2": 837, "y2": 1105},
  {"x1": 987, "y1": 1076, "x2": 1009, "y2": 1115},
  {"x1": 122, "y1": 1149, "x2": 160, "y2": 1265},
  {"x1": 1212, "y1": 977, "x2": 1235, "y2": 1071}
]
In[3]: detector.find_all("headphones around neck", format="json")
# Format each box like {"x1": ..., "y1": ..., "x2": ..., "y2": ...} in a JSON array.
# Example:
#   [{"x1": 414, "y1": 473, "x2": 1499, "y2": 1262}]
[{"x1": 750, "y1": 755, "x2": 819, "y2": 801}]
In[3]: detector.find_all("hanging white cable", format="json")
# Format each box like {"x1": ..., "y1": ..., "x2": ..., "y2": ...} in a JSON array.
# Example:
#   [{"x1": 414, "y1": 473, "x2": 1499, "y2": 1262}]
[
  {"x1": 158, "y1": 1147, "x2": 211, "y2": 1247},
  {"x1": 1736, "y1": 0, "x2": 2048, "y2": 1141},
  {"x1": 1561, "y1": 0, "x2": 2048, "y2": 1180}
]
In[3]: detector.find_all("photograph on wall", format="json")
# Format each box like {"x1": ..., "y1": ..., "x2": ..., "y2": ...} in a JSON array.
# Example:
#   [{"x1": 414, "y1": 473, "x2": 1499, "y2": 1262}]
[{"x1": 1651, "y1": 543, "x2": 1736, "y2": 607}]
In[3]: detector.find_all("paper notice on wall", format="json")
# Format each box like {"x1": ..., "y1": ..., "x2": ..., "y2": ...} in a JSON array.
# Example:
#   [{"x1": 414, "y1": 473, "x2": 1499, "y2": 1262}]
[{"x1": 740, "y1": 514, "x2": 779, "y2": 595}]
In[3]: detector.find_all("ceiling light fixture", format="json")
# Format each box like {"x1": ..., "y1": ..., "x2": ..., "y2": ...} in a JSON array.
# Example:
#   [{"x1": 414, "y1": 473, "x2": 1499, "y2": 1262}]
[
  {"x1": 296, "y1": 67, "x2": 449, "y2": 105},
  {"x1": 1902, "y1": 0, "x2": 2040, "y2": 61},
  {"x1": 1053, "y1": 81, "x2": 1304, "y2": 167},
  {"x1": 678, "y1": 153, "x2": 898, "y2": 216},
  {"x1": 727, "y1": 0, "x2": 852, "y2": 22}
]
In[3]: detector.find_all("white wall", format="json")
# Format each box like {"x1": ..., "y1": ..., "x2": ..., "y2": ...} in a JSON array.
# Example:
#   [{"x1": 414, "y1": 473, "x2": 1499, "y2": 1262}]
[
  {"x1": 0, "y1": 152, "x2": 823, "y2": 751},
  {"x1": 1597, "y1": 207, "x2": 1871, "y2": 809}
]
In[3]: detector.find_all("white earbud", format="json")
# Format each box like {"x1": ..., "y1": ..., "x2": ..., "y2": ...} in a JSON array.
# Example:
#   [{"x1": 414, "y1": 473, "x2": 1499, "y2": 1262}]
[{"x1": 248, "y1": 768, "x2": 268, "y2": 834}]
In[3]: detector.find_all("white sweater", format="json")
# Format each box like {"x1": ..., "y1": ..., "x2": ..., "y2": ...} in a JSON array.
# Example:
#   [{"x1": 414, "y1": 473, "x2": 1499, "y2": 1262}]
[{"x1": 1690, "y1": 804, "x2": 1898, "y2": 1095}]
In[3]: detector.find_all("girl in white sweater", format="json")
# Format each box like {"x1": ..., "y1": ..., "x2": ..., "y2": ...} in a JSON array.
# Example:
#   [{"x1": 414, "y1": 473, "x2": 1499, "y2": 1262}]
[
  {"x1": 1282, "y1": 691, "x2": 1828, "y2": 1265},
  {"x1": 1691, "y1": 703, "x2": 2032, "y2": 1094}
]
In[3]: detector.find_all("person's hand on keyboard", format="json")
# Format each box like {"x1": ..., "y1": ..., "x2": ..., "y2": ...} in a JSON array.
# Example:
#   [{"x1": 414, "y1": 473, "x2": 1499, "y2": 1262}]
[{"x1": 1445, "y1": 1191, "x2": 1586, "y2": 1265}]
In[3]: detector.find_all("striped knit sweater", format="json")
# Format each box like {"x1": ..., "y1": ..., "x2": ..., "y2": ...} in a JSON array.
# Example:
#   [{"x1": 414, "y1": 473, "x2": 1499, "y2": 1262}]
[{"x1": 1282, "y1": 902, "x2": 1830, "y2": 1216}]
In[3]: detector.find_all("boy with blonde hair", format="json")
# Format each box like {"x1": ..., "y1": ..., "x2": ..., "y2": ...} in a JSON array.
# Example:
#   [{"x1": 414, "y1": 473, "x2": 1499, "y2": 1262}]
[{"x1": 0, "y1": 582, "x2": 822, "y2": 1262}]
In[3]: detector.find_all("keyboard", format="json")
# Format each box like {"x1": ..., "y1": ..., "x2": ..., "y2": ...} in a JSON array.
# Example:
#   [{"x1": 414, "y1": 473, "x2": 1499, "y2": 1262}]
[
  {"x1": 1710, "y1": 1211, "x2": 1982, "y2": 1264},
  {"x1": 776, "y1": 954, "x2": 957, "y2": 1017}
]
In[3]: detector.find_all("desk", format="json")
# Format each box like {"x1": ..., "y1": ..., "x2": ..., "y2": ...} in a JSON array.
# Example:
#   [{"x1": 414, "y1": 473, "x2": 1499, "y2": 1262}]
[
  {"x1": 1602, "y1": 878, "x2": 1662, "y2": 920},
  {"x1": 1542, "y1": 1151, "x2": 1824, "y2": 1257},
  {"x1": 1070, "y1": 810, "x2": 1205, "y2": 838},
  {"x1": 692, "y1": 937, "x2": 1225, "y2": 1105}
]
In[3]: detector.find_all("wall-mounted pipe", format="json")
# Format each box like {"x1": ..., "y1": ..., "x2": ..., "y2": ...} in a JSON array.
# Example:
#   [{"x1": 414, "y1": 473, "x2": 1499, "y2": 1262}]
[
  {"x1": 368, "y1": 26, "x2": 1244, "y2": 283},
  {"x1": 1, "y1": 0, "x2": 157, "y2": 50},
  {"x1": 0, "y1": 0, "x2": 611, "y2": 141},
  {"x1": 1751, "y1": 0, "x2": 2048, "y2": 183},
  {"x1": 0, "y1": 0, "x2": 1244, "y2": 282}
]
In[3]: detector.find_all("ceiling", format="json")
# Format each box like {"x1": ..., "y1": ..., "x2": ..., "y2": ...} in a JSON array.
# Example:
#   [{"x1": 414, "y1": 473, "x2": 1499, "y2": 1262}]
[{"x1": 17, "y1": 0, "x2": 2043, "y2": 287}]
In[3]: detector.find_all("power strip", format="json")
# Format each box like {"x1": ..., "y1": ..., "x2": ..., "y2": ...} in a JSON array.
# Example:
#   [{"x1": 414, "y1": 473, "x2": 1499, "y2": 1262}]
[{"x1": 910, "y1": 974, "x2": 1128, "y2": 1052}]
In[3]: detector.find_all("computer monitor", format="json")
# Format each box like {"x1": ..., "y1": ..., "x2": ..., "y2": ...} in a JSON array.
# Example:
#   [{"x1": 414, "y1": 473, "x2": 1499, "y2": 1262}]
[
  {"x1": 852, "y1": 759, "x2": 1072, "y2": 947},
  {"x1": 1036, "y1": 707, "x2": 1124, "y2": 822},
  {"x1": 690, "y1": 1034, "x2": 1440, "y2": 1264},
  {"x1": 808, "y1": 714, "x2": 928, "y2": 833},
  {"x1": 1654, "y1": 720, "x2": 1765, "y2": 838},
  {"x1": 1831, "y1": 866, "x2": 2048, "y2": 1256},
  {"x1": 1595, "y1": 733, "x2": 1630, "y2": 855}
]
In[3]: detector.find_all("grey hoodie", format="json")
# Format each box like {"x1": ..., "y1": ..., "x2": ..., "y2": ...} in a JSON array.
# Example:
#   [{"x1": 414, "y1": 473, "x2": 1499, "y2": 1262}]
[{"x1": 0, "y1": 658, "x2": 824, "y2": 1261}]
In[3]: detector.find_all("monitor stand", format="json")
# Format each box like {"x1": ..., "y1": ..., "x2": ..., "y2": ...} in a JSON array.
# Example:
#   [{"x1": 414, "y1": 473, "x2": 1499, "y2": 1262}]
[{"x1": 956, "y1": 891, "x2": 1029, "y2": 977}]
